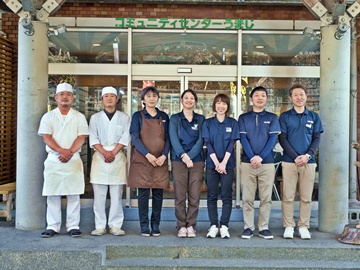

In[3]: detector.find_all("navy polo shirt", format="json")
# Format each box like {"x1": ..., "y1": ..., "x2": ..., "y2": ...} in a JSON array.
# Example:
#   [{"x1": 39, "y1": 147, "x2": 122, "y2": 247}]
[
  {"x1": 279, "y1": 107, "x2": 324, "y2": 163},
  {"x1": 202, "y1": 116, "x2": 240, "y2": 169},
  {"x1": 238, "y1": 110, "x2": 280, "y2": 164},
  {"x1": 130, "y1": 108, "x2": 170, "y2": 157},
  {"x1": 169, "y1": 111, "x2": 204, "y2": 163}
]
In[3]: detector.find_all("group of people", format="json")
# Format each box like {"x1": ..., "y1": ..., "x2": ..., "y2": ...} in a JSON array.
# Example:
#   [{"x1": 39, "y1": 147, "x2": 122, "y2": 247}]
[{"x1": 38, "y1": 82, "x2": 323, "y2": 241}]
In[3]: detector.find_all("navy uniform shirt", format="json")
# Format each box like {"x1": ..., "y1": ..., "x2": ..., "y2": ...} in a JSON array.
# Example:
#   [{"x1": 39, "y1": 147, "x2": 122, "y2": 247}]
[
  {"x1": 130, "y1": 108, "x2": 170, "y2": 157},
  {"x1": 238, "y1": 110, "x2": 280, "y2": 164},
  {"x1": 202, "y1": 115, "x2": 240, "y2": 169},
  {"x1": 169, "y1": 111, "x2": 205, "y2": 163},
  {"x1": 279, "y1": 107, "x2": 324, "y2": 163}
]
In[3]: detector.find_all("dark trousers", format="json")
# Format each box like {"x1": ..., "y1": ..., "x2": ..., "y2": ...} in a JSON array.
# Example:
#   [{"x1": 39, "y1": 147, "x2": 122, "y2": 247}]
[
  {"x1": 206, "y1": 168, "x2": 234, "y2": 227},
  {"x1": 138, "y1": 188, "x2": 163, "y2": 230}
]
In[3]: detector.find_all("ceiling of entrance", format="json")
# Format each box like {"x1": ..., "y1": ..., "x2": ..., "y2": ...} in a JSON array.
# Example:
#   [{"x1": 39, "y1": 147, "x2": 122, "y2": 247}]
[{"x1": 49, "y1": 31, "x2": 320, "y2": 65}]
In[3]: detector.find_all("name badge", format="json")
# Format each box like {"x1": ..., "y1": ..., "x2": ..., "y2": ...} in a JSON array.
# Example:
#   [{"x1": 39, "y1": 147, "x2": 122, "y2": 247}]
[
  {"x1": 191, "y1": 124, "x2": 198, "y2": 130},
  {"x1": 226, "y1": 127, "x2": 232, "y2": 132}
]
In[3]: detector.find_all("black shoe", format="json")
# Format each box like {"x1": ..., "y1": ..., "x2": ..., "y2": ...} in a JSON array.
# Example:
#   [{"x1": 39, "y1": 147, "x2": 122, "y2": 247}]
[
  {"x1": 241, "y1": 228, "x2": 253, "y2": 239},
  {"x1": 151, "y1": 225, "x2": 161, "y2": 237},
  {"x1": 259, "y1": 229, "x2": 274, "y2": 239},
  {"x1": 68, "y1": 229, "x2": 82, "y2": 238},
  {"x1": 41, "y1": 229, "x2": 57, "y2": 238},
  {"x1": 141, "y1": 227, "x2": 150, "y2": 237}
]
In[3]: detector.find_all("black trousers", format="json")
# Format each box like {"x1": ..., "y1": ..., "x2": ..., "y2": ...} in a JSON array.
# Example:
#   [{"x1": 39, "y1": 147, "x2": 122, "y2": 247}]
[{"x1": 138, "y1": 188, "x2": 163, "y2": 230}]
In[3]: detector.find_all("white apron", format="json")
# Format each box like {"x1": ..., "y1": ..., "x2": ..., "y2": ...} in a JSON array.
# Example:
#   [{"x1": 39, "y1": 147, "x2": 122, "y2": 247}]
[
  {"x1": 40, "y1": 108, "x2": 88, "y2": 196},
  {"x1": 90, "y1": 146, "x2": 127, "y2": 185},
  {"x1": 89, "y1": 111, "x2": 130, "y2": 185},
  {"x1": 43, "y1": 152, "x2": 85, "y2": 196}
]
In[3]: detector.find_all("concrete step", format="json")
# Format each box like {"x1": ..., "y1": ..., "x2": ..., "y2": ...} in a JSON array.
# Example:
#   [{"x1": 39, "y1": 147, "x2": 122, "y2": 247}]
[
  {"x1": 103, "y1": 258, "x2": 359, "y2": 269},
  {"x1": 103, "y1": 245, "x2": 360, "y2": 269}
]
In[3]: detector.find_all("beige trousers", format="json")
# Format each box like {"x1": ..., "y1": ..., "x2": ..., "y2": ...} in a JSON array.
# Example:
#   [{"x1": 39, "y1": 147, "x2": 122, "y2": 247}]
[
  {"x1": 281, "y1": 162, "x2": 316, "y2": 228},
  {"x1": 240, "y1": 163, "x2": 275, "y2": 231}
]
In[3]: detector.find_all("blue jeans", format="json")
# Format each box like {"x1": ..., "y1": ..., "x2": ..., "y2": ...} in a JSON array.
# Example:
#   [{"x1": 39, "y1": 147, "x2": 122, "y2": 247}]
[
  {"x1": 138, "y1": 188, "x2": 163, "y2": 230},
  {"x1": 206, "y1": 168, "x2": 234, "y2": 227}
]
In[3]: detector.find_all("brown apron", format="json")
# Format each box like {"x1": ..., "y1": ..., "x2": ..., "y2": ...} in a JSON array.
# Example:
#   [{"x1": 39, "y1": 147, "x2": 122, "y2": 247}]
[{"x1": 128, "y1": 111, "x2": 170, "y2": 189}]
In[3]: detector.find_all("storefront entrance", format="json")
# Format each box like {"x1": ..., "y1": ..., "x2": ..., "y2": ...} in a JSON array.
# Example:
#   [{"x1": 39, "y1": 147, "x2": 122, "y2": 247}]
[{"x1": 48, "y1": 21, "x2": 321, "y2": 207}]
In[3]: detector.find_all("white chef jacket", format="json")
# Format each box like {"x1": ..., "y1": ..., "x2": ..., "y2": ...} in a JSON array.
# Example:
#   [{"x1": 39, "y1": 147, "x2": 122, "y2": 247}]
[
  {"x1": 38, "y1": 108, "x2": 89, "y2": 196},
  {"x1": 89, "y1": 110, "x2": 131, "y2": 185}
]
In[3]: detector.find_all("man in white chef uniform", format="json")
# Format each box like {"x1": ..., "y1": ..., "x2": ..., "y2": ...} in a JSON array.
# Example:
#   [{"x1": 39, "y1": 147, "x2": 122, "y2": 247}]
[
  {"x1": 38, "y1": 82, "x2": 89, "y2": 238},
  {"x1": 89, "y1": 87, "x2": 130, "y2": 236}
]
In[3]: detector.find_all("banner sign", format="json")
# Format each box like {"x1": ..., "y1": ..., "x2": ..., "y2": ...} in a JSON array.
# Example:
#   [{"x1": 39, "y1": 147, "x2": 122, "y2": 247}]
[{"x1": 115, "y1": 18, "x2": 255, "y2": 30}]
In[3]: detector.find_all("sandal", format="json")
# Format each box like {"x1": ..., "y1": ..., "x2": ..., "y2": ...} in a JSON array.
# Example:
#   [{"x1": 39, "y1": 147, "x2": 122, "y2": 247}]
[
  {"x1": 41, "y1": 229, "x2": 57, "y2": 238},
  {"x1": 68, "y1": 229, "x2": 82, "y2": 238}
]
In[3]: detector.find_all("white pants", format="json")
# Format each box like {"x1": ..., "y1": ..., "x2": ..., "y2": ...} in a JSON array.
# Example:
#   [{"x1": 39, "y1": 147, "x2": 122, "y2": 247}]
[
  {"x1": 46, "y1": 195, "x2": 80, "y2": 232},
  {"x1": 92, "y1": 184, "x2": 124, "y2": 230}
]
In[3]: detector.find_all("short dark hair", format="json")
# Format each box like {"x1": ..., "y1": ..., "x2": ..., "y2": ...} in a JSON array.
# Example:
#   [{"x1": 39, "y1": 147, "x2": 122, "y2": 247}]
[
  {"x1": 181, "y1": 89, "x2": 198, "y2": 102},
  {"x1": 212, "y1": 93, "x2": 230, "y2": 114},
  {"x1": 141, "y1": 86, "x2": 159, "y2": 100},
  {"x1": 289, "y1": 84, "x2": 308, "y2": 96},
  {"x1": 250, "y1": 86, "x2": 268, "y2": 98}
]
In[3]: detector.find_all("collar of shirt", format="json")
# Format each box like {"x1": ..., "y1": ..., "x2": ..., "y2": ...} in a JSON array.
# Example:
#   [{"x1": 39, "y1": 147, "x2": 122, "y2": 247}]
[
  {"x1": 214, "y1": 115, "x2": 230, "y2": 124},
  {"x1": 179, "y1": 111, "x2": 198, "y2": 121},
  {"x1": 290, "y1": 106, "x2": 309, "y2": 115},
  {"x1": 103, "y1": 109, "x2": 116, "y2": 120},
  {"x1": 143, "y1": 107, "x2": 159, "y2": 118},
  {"x1": 179, "y1": 111, "x2": 186, "y2": 120},
  {"x1": 250, "y1": 109, "x2": 266, "y2": 116}
]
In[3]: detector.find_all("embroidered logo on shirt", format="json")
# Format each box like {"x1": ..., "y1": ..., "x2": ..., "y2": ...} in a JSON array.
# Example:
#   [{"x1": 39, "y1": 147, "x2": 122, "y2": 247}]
[
  {"x1": 264, "y1": 121, "x2": 270, "y2": 124},
  {"x1": 306, "y1": 123, "x2": 312, "y2": 128},
  {"x1": 162, "y1": 120, "x2": 166, "y2": 122},
  {"x1": 226, "y1": 127, "x2": 232, "y2": 132},
  {"x1": 191, "y1": 124, "x2": 198, "y2": 130}
]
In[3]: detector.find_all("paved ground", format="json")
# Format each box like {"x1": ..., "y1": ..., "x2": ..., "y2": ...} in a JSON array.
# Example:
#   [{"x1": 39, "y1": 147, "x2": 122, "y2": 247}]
[
  {"x1": 1, "y1": 207, "x2": 360, "y2": 270},
  {"x1": 0, "y1": 207, "x2": 356, "y2": 251}
]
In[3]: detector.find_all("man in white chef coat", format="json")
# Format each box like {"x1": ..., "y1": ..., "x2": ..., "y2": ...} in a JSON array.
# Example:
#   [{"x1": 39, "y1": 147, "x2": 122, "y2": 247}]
[
  {"x1": 89, "y1": 87, "x2": 131, "y2": 236},
  {"x1": 38, "y1": 82, "x2": 89, "y2": 238}
]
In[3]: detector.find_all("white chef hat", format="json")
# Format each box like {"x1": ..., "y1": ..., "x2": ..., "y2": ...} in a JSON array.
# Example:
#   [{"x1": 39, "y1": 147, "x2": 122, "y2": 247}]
[
  {"x1": 101, "y1": 86, "x2": 118, "y2": 97},
  {"x1": 56, "y1": 83, "x2": 73, "y2": 94}
]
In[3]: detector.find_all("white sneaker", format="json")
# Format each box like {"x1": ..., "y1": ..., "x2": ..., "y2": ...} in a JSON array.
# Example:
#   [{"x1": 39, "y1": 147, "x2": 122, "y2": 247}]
[
  {"x1": 91, "y1": 228, "x2": 106, "y2": 236},
  {"x1": 177, "y1": 227, "x2": 187, "y2": 238},
  {"x1": 283, "y1": 227, "x2": 294, "y2": 239},
  {"x1": 206, "y1": 225, "x2": 219, "y2": 238},
  {"x1": 298, "y1": 227, "x2": 311, "y2": 239},
  {"x1": 110, "y1": 227, "x2": 125, "y2": 236},
  {"x1": 187, "y1": 226, "x2": 196, "y2": 238},
  {"x1": 220, "y1": 225, "x2": 230, "y2": 239}
]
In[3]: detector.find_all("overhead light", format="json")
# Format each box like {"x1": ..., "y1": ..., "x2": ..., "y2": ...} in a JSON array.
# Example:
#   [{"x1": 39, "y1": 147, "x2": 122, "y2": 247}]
[
  {"x1": 92, "y1": 43, "x2": 101, "y2": 47},
  {"x1": 255, "y1": 45, "x2": 265, "y2": 49}
]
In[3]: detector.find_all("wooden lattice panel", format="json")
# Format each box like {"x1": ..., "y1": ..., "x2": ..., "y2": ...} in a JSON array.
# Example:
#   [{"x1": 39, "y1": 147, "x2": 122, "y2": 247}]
[{"x1": 0, "y1": 35, "x2": 16, "y2": 185}]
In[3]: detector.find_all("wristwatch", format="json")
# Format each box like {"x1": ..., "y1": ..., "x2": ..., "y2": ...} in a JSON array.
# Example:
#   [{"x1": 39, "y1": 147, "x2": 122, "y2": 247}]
[{"x1": 305, "y1": 154, "x2": 311, "y2": 160}]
